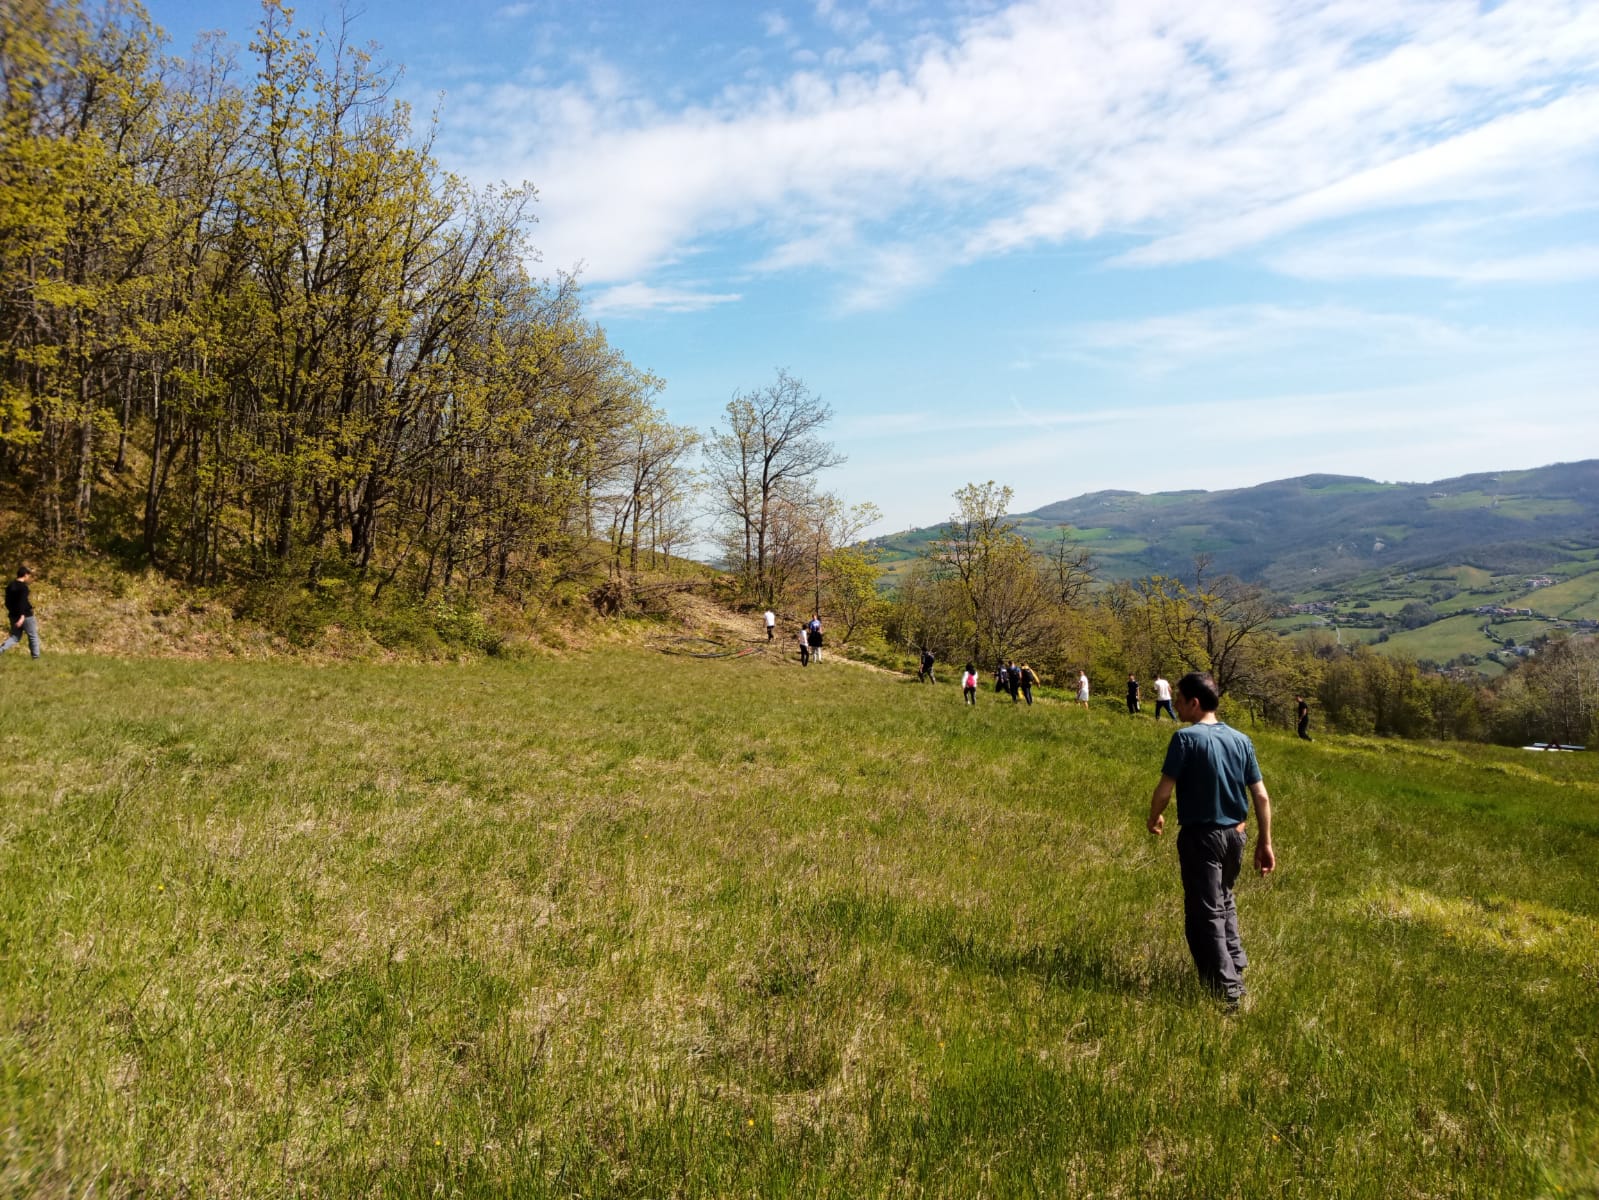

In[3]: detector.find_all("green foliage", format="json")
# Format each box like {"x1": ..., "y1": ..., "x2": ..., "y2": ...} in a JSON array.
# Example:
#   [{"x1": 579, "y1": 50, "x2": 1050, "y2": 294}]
[
  {"x1": 0, "y1": 0, "x2": 667, "y2": 615},
  {"x1": 820, "y1": 544, "x2": 885, "y2": 642},
  {"x1": 1, "y1": 651, "x2": 1595, "y2": 1195}
]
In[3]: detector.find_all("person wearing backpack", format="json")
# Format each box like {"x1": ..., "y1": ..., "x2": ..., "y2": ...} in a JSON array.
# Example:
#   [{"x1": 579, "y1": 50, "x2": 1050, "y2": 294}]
[
  {"x1": 918, "y1": 647, "x2": 936, "y2": 683},
  {"x1": 1018, "y1": 663, "x2": 1037, "y2": 705},
  {"x1": 962, "y1": 663, "x2": 978, "y2": 705}
]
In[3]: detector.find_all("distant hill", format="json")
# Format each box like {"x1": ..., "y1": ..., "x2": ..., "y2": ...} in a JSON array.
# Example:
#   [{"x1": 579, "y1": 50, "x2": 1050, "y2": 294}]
[
  {"x1": 873, "y1": 460, "x2": 1599, "y2": 673},
  {"x1": 877, "y1": 460, "x2": 1599, "y2": 592}
]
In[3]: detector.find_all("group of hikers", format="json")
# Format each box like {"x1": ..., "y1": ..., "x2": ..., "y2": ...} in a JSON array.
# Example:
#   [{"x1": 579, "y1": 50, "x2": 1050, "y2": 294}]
[
  {"x1": 766, "y1": 609, "x2": 828, "y2": 666},
  {"x1": 916, "y1": 654, "x2": 1196, "y2": 722},
  {"x1": 917, "y1": 656, "x2": 1316, "y2": 740},
  {"x1": 1123, "y1": 673, "x2": 1176, "y2": 719}
]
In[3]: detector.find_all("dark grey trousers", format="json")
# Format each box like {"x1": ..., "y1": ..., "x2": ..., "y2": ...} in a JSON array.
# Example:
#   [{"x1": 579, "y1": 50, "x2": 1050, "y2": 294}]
[{"x1": 1176, "y1": 824, "x2": 1248, "y2": 998}]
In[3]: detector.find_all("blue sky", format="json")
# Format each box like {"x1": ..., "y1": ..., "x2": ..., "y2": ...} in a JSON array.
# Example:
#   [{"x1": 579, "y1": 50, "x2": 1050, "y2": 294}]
[{"x1": 150, "y1": 0, "x2": 1599, "y2": 536}]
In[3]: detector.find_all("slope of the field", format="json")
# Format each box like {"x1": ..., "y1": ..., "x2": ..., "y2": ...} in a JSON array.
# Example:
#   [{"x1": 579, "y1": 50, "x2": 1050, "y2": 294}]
[{"x1": 2, "y1": 648, "x2": 1594, "y2": 1197}]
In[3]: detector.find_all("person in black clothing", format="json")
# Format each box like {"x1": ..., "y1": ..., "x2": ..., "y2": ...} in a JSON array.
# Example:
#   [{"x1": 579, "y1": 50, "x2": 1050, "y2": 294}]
[
  {"x1": 994, "y1": 664, "x2": 1007, "y2": 694},
  {"x1": 1005, "y1": 661, "x2": 1021, "y2": 702},
  {"x1": 1296, "y1": 696, "x2": 1312, "y2": 741},
  {"x1": 1, "y1": 565, "x2": 41, "y2": 658},
  {"x1": 1126, "y1": 674, "x2": 1141, "y2": 715},
  {"x1": 918, "y1": 648, "x2": 935, "y2": 683},
  {"x1": 1018, "y1": 663, "x2": 1036, "y2": 705}
]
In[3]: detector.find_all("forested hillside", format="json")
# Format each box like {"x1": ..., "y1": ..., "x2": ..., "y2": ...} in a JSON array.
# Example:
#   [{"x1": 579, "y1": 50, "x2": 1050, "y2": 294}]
[
  {"x1": 1, "y1": 1, "x2": 696, "y2": 609},
  {"x1": 878, "y1": 461, "x2": 1599, "y2": 591}
]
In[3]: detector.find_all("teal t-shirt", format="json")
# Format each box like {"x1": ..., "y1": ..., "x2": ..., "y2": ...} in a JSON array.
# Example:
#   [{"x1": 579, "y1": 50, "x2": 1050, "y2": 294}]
[{"x1": 1161, "y1": 722, "x2": 1261, "y2": 828}]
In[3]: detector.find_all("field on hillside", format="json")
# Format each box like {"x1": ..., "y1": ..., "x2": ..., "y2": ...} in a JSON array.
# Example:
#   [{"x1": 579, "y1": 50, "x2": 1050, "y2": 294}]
[
  {"x1": 1376, "y1": 614, "x2": 1505, "y2": 661},
  {"x1": 1528, "y1": 573, "x2": 1599, "y2": 622},
  {"x1": 2, "y1": 647, "x2": 1597, "y2": 1197}
]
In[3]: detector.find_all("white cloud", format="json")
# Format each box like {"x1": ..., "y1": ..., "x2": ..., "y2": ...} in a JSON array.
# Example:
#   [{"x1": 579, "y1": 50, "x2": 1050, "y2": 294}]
[
  {"x1": 587, "y1": 282, "x2": 743, "y2": 316},
  {"x1": 1120, "y1": 91, "x2": 1599, "y2": 267},
  {"x1": 439, "y1": 0, "x2": 1599, "y2": 297},
  {"x1": 1272, "y1": 239, "x2": 1599, "y2": 284},
  {"x1": 1062, "y1": 304, "x2": 1483, "y2": 367},
  {"x1": 815, "y1": 0, "x2": 873, "y2": 39}
]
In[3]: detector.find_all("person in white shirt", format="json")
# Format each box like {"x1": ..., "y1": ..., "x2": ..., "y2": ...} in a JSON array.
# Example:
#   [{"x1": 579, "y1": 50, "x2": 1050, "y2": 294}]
[
  {"x1": 763, "y1": 609, "x2": 776, "y2": 641},
  {"x1": 1153, "y1": 673, "x2": 1175, "y2": 721},
  {"x1": 1076, "y1": 670, "x2": 1090, "y2": 709}
]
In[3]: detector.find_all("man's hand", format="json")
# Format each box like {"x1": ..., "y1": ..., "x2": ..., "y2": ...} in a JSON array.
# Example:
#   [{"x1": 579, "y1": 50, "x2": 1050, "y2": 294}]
[
  {"x1": 1148, "y1": 775, "x2": 1175, "y2": 837},
  {"x1": 1255, "y1": 841, "x2": 1275, "y2": 876},
  {"x1": 1249, "y1": 781, "x2": 1275, "y2": 876}
]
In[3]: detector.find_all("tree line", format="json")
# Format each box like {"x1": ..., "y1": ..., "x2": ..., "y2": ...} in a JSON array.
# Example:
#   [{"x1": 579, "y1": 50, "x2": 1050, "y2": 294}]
[
  {"x1": 880, "y1": 482, "x2": 1598, "y2": 748},
  {"x1": 701, "y1": 369, "x2": 881, "y2": 634},
  {"x1": 2, "y1": 0, "x2": 698, "y2": 605}
]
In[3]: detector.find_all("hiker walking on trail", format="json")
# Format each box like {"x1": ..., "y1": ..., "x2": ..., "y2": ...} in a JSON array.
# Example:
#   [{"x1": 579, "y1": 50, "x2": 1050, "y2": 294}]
[
  {"x1": 1126, "y1": 674, "x2": 1141, "y2": 715},
  {"x1": 962, "y1": 663, "x2": 978, "y2": 705},
  {"x1": 1146, "y1": 671, "x2": 1276, "y2": 1009},
  {"x1": 1, "y1": 566, "x2": 41, "y2": 659},
  {"x1": 807, "y1": 616, "x2": 823, "y2": 663},
  {"x1": 1152, "y1": 673, "x2": 1175, "y2": 720},
  {"x1": 764, "y1": 609, "x2": 776, "y2": 641},
  {"x1": 1296, "y1": 696, "x2": 1312, "y2": 741},
  {"x1": 918, "y1": 648, "x2": 936, "y2": 683},
  {"x1": 1005, "y1": 661, "x2": 1021, "y2": 703},
  {"x1": 1076, "y1": 670, "x2": 1090, "y2": 709},
  {"x1": 1018, "y1": 663, "x2": 1037, "y2": 706},
  {"x1": 797, "y1": 626, "x2": 810, "y2": 667}
]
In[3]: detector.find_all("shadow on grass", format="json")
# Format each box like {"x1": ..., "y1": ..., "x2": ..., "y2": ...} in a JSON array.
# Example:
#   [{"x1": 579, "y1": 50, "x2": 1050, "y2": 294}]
[
  {"x1": 799, "y1": 890, "x2": 1188, "y2": 998},
  {"x1": 933, "y1": 929, "x2": 1188, "y2": 996}
]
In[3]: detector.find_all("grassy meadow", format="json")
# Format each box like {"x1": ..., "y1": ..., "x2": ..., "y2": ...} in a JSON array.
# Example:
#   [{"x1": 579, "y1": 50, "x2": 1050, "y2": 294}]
[{"x1": 2, "y1": 644, "x2": 1596, "y2": 1197}]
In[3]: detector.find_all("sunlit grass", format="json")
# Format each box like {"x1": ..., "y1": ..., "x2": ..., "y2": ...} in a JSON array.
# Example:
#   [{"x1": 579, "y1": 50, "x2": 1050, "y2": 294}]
[{"x1": 1, "y1": 649, "x2": 1595, "y2": 1196}]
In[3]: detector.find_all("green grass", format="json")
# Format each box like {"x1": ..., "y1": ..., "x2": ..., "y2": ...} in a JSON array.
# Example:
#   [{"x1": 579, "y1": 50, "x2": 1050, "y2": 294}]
[
  {"x1": 1425, "y1": 492, "x2": 1585, "y2": 519},
  {"x1": 1517, "y1": 573, "x2": 1599, "y2": 621},
  {"x1": 2, "y1": 649, "x2": 1596, "y2": 1197},
  {"x1": 1374, "y1": 614, "x2": 1504, "y2": 662}
]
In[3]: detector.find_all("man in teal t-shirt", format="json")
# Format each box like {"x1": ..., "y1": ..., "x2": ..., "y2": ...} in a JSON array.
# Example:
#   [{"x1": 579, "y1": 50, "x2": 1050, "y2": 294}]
[{"x1": 1146, "y1": 671, "x2": 1276, "y2": 1006}]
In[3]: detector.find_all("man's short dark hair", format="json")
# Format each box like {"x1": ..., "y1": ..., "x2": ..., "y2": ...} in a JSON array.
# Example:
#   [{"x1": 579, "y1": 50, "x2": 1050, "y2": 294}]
[
  {"x1": 1176, "y1": 671, "x2": 1220, "y2": 712},
  {"x1": 15, "y1": 565, "x2": 31, "y2": 578}
]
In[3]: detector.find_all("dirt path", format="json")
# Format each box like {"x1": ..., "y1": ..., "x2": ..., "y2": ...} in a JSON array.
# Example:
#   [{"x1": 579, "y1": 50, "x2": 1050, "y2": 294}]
[{"x1": 661, "y1": 592, "x2": 903, "y2": 675}]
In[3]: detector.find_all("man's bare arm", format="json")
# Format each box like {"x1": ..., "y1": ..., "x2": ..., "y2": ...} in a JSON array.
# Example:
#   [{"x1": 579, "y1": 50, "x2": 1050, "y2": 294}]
[
  {"x1": 1250, "y1": 780, "x2": 1275, "y2": 875},
  {"x1": 1147, "y1": 776, "x2": 1175, "y2": 835}
]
